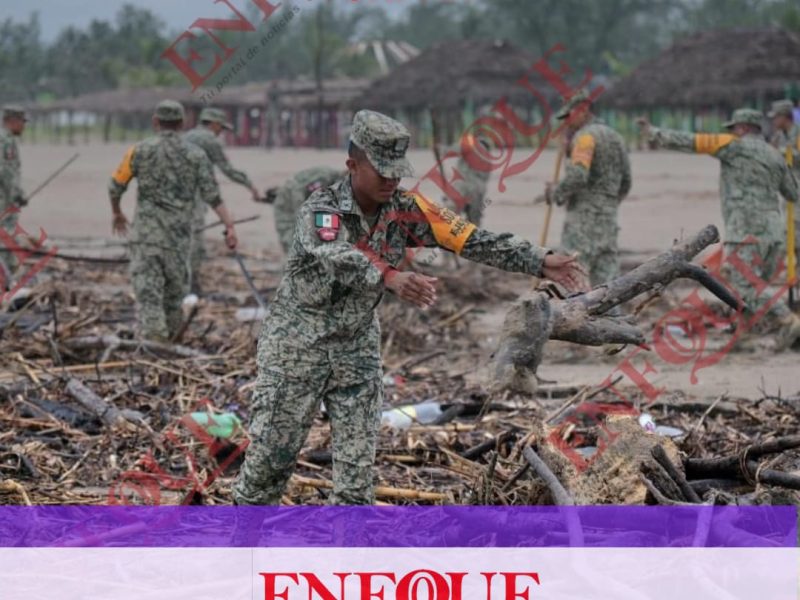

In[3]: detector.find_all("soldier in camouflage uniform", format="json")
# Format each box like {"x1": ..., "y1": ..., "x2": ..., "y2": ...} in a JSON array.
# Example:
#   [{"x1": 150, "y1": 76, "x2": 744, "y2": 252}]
[
  {"x1": 232, "y1": 110, "x2": 587, "y2": 505},
  {"x1": 768, "y1": 99, "x2": 800, "y2": 260},
  {"x1": 266, "y1": 166, "x2": 345, "y2": 254},
  {"x1": 109, "y1": 101, "x2": 239, "y2": 341},
  {"x1": 0, "y1": 106, "x2": 28, "y2": 287},
  {"x1": 546, "y1": 89, "x2": 632, "y2": 287},
  {"x1": 441, "y1": 134, "x2": 492, "y2": 226},
  {"x1": 184, "y1": 107, "x2": 259, "y2": 291},
  {"x1": 639, "y1": 108, "x2": 800, "y2": 350}
]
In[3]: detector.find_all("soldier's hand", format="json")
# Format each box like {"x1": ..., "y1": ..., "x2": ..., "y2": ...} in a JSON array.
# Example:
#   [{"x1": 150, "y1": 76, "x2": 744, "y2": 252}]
[
  {"x1": 112, "y1": 212, "x2": 129, "y2": 237},
  {"x1": 541, "y1": 253, "x2": 589, "y2": 293},
  {"x1": 224, "y1": 227, "x2": 238, "y2": 250},
  {"x1": 385, "y1": 270, "x2": 438, "y2": 309}
]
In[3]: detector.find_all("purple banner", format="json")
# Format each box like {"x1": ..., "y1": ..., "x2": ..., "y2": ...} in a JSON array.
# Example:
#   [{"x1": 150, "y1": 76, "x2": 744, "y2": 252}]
[{"x1": 0, "y1": 506, "x2": 794, "y2": 548}]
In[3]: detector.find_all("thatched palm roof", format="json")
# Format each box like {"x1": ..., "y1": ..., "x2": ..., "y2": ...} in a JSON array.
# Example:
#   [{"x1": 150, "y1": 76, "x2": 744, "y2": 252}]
[
  {"x1": 355, "y1": 39, "x2": 552, "y2": 111},
  {"x1": 604, "y1": 28, "x2": 800, "y2": 110}
]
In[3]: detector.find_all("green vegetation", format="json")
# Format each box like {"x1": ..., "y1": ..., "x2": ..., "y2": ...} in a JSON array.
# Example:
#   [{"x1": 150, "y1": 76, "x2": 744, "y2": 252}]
[{"x1": 1, "y1": 0, "x2": 799, "y2": 102}]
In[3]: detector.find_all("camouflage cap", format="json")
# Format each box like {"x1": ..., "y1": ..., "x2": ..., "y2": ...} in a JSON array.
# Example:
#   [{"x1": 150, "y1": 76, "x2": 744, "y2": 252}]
[
  {"x1": 2, "y1": 104, "x2": 28, "y2": 121},
  {"x1": 767, "y1": 99, "x2": 795, "y2": 119},
  {"x1": 723, "y1": 108, "x2": 763, "y2": 130},
  {"x1": 349, "y1": 110, "x2": 414, "y2": 179},
  {"x1": 154, "y1": 100, "x2": 185, "y2": 122},
  {"x1": 556, "y1": 89, "x2": 592, "y2": 120},
  {"x1": 199, "y1": 107, "x2": 234, "y2": 130}
]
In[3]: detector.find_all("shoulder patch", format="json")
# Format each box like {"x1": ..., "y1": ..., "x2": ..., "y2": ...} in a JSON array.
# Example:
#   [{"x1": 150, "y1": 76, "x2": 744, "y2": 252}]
[
  {"x1": 314, "y1": 211, "x2": 340, "y2": 242},
  {"x1": 4, "y1": 143, "x2": 16, "y2": 162},
  {"x1": 411, "y1": 193, "x2": 476, "y2": 255},
  {"x1": 571, "y1": 134, "x2": 595, "y2": 169}
]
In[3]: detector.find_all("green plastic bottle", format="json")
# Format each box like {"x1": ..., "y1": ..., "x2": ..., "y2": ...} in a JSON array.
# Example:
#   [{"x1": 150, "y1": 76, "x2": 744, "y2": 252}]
[{"x1": 189, "y1": 412, "x2": 242, "y2": 439}]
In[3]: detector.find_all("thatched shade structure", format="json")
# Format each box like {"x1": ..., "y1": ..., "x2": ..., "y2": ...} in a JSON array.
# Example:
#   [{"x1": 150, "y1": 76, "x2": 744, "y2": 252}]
[
  {"x1": 30, "y1": 79, "x2": 371, "y2": 148},
  {"x1": 355, "y1": 39, "x2": 548, "y2": 111},
  {"x1": 605, "y1": 28, "x2": 800, "y2": 110}
]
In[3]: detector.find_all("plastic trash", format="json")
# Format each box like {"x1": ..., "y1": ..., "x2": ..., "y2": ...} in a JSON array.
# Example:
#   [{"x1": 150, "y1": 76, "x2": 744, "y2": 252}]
[
  {"x1": 638, "y1": 413, "x2": 656, "y2": 432},
  {"x1": 381, "y1": 401, "x2": 443, "y2": 430},
  {"x1": 189, "y1": 412, "x2": 242, "y2": 438},
  {"x1": 655, "y1": 425, "x2": 685, "y2": 438},
  {"x1": 639, "y1": 412, "x2": 684, "y2": 437}
]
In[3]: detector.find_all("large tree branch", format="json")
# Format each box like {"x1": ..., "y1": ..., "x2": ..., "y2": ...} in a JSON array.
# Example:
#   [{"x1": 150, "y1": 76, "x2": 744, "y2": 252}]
[{"x1": 492, "y1": 225, "x2": 742, "y2": 393}]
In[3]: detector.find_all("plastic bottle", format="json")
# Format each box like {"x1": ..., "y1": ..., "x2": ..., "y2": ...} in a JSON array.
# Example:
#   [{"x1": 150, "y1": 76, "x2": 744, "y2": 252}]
[
  {"x1": 190, "y1": 412, "x2": 242, "y2": 438},
  {"x1": 381, "y1": 401, "x2": 443, "y2": 430}
]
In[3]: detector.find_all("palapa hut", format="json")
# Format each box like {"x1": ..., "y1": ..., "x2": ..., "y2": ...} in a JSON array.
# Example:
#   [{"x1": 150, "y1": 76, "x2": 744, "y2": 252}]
[
  {"x1": 264, "y1": 77, "x2": 372, "y2": 148},
  {"x1": 28, "y1": 79, "x2": 371, "y2": 148},
  {"x1": 355, "y1": 39, "x2": 558, "y2": 146},
  {"x1": 34, "y1": 85, "x2": 267, "y2": 146},
  {"x1": 604, "y1": 28, "x2": 800, "y2": 124}
]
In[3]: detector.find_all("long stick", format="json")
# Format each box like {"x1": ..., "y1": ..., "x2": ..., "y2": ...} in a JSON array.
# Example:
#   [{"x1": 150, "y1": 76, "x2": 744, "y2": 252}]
[
  {"x1": 25, "y1": 153, "x2": 80, "y2": 203},
  {"x1": 785, "y1": 146, "x2": 797, "y2": 309},
  {"x1": 196, "y1": 214, "x2": 260, "y2": 234},
  {"x1": 234, "y1": 252, "x2": 267, "y2": 310},
  {"x1": 539, "y1": 143, "x2": 565, "y2": 246}
]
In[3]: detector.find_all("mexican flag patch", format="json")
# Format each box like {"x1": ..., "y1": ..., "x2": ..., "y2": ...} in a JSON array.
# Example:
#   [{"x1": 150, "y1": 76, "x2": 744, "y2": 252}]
[{"x1": 314, "y1": 212, "x2": 340, "y2": 241}]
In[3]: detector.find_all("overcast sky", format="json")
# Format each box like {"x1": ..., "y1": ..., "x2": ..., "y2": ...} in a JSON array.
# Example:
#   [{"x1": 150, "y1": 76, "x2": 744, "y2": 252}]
[{"x1": 5, "y1": 0, "x2": 409, "y2": 41}]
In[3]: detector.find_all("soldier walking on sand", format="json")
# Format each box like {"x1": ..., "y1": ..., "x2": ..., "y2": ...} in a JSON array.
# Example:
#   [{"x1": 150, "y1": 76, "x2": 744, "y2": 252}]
[
  {"x1": 639, "y1": 108, "x2": 800, "y2": 350},
  {"x1": 109, "y1": 100, "x2": 239, "y2": 341},
  {"x1": 184, "y1": 107, "x2": 259, "y2": 292},
  {"x1": 546, "y1": 90, "x2": 632, "y2": 287}
]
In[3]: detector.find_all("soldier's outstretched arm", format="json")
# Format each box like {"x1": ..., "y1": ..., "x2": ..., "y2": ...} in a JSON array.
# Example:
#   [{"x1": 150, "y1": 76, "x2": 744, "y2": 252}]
[
  {"x1": 648, "y1": 127, "x2": 736, "y2": 157},
  {"x1": 295, "y1": 200, "x2": 388, "y2": 290},
  {"x1": 207, "y1": 137, "x2": 256, "y2": 193},
  {"x1": 401, "y1": 193, "x2": 587, "y2": 291}
]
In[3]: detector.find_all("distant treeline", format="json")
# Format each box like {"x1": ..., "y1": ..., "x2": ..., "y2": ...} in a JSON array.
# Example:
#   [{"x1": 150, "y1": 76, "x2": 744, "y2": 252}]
[{"x1": 2, "y1": 0, "x2": 799, "y2": 102}]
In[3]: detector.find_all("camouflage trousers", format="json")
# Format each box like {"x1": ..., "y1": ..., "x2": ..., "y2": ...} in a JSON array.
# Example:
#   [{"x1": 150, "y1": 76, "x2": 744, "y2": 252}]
[
  {"x1": 722, "y1": 239, "x2": 790, "y2": 325},
  {"x1": 233, "y1": 322, "x2": 383, "y2": 505},
  {"x1": 561, "y1": 211, "x2": 620, "y2": 287},
  {"x1": 190, "y1": 202, "x2": 208, "y2": 287},
  {"x1": 0, "y1": 206, "x2": 20, "y2": 288},
  {"x1": 129, "y1": 244, "x2": 190, "y2": 341}
]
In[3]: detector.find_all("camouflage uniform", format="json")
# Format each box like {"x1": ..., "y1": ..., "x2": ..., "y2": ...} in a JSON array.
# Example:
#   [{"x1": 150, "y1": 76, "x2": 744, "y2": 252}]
[
  {"x1": 273, "y1": 166, "x2": 344, "y2": 253},
  {"x1": 553, "y1": 93, "x2": 631, "y2": 287},
  {"x1": 0, "y1": 106, "x2": 27, "y2": 283},
  {"x1": 184, "y1": 108, "x2": 253, "y2": 283},
  {"x1": 767, "y1": 100, "x2": 800, "y2": 259},
  {"x1": 441, "y1": 136, "x2": 491, "y2": 226},
  {"x1": 233, "y1": 110, "x2": 552, "y2": 505},
  {"x1": 109, "y1": 101, "x2": 221, "y2": 341},
  {"x1": 648, "y1": 108, "x2": 798, "y2": 326}
]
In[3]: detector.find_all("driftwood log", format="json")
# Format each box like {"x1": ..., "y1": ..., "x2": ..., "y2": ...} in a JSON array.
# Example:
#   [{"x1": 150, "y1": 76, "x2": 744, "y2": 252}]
[{"x1": 492, "y1": 225, "x2": 741, "y2": 393}]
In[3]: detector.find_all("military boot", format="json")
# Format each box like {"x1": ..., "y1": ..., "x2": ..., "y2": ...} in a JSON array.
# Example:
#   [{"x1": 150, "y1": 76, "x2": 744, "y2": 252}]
[{"x1": 774, "y1": 313, "x2": 800, "y2": 352}]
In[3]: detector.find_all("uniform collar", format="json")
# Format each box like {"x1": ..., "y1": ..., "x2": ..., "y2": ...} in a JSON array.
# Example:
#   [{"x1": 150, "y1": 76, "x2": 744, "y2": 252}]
[{"x1": 336, "y1": 176, "x2": 387, "y2": 232}]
